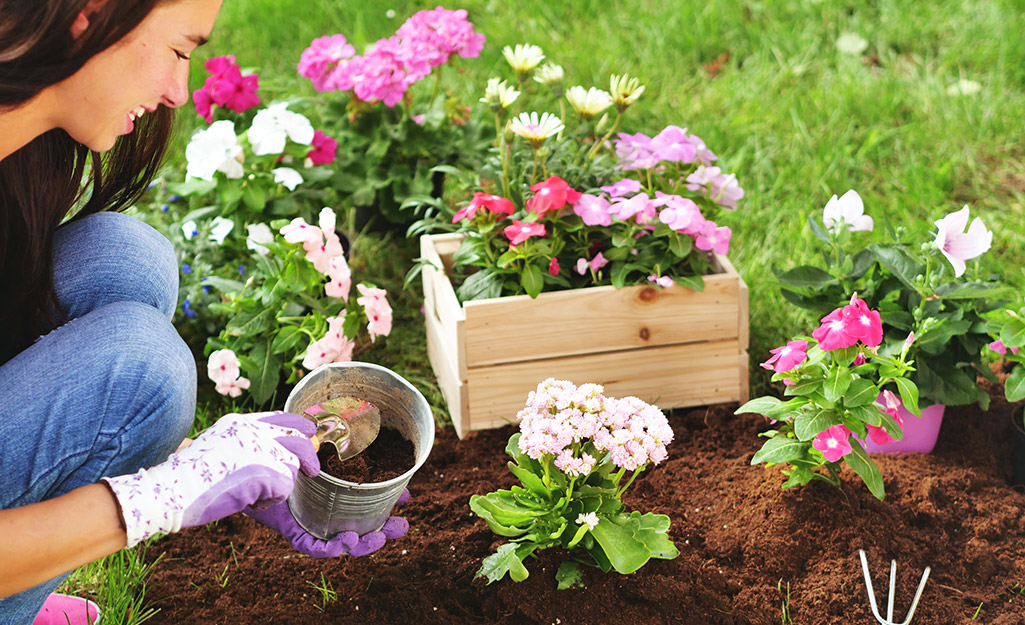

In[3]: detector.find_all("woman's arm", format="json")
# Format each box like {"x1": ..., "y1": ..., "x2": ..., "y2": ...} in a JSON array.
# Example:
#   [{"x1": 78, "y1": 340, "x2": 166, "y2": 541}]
[{"x1": 0, "y1": 483, "x2": 127, "y2": 598}]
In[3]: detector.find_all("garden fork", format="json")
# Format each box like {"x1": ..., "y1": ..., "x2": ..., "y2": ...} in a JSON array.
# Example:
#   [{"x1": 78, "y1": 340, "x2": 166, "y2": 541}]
[{"x1": 858, "y1": 549, "x2": 931, "y2": 625}]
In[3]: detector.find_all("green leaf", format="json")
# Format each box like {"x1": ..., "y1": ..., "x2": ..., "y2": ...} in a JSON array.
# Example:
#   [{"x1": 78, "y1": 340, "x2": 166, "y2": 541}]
[
  {"x1": 270, "y1": 326, "x2": 304, "y2": 354},
  {"x1": 468, "y1": 495, "x2": 529, "y2": 537},
  {"x1": 201, "y1": 276, "x2": 246, "y2": 295},
  {"x1": 844, "y1": 440, "x2": 885, "y2": 500},
  {"x1": 1001, "y1": 316, "x2": 1025, "y2": 349},
  {"x1": 667, "y1": 231, "x2": 693, "y2": 258},
  {"x1": 808, "y1": 215, "x2": 831, "y2": 245},
  {"x1": 751, "y1": 436, "x2": 808, "y2": 464},
  {"x1": 167, "y1": 178, "x2": 216, "y2": 196},
  {"x1": 784, "y1": 378, "x2": 823, "y2": 397},
  {"x1": 242, "y1": 183, "x2": 265, "y2": 212},
  {"x1": 894, "y1": 377, "x2": 921, "y2": 418},
  {"x1": 794, "y1": 408, "x2": 837, "y2": 441},
  {"x1": 226, "y1": 306, "x2": 275, "y2": 337},
  {"x1": 844, "y1": 378, "x2": 879, "y2": 407},
  {"x1": 734, "y1": 396, "x2": 781, "y2": 415},
  {"x1": 1006, "y1": 366, "x2": 1025, "y2": 402},
  {"x1": 824, "y1": 366, "x2": 853, "y2": 404},
  {"x1": 456, "y1": 269, "x2": 504, "y2": 301},
  {"x1": 634, "y1": 513, "x2": 680, "y2": 559},
  {"x1": 507, "y1": 461, "x2": 548, "y2": 496},
  {"x1": 556, "y1": 561, "x2": 585, "y2": 590},
  {"x1": 868, "y1": 244, "x2": 924, "y2": 290},
  {"x1": 246, "y1": 338, "x2": 282, "y2": 405},
  {"x1": 935, "y1": 281, "x2": 1010, "y2": 300},
  {"x1": 610, "y1": 261, "x2": 630, "y2": 289},
  {"x1": 521, "y1": 263, "x2": 544, "y2": 298},
  {"x1": 476, "y1": 543, "x2": 532, "y2": 585},
  {"x1": 848, "y1": 403, "x2": 884, "y2": 427},
  {"x1": 590, "y1": 518, "x2": 650, "y2": 574},
  {"x1": 775, "y1": 265, "x2": 837, "y2": 288}
]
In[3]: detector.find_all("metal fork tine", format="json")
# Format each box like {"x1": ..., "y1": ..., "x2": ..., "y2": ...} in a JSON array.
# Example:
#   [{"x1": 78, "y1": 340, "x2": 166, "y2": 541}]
[{"x1": 858, "y1": 549, "x2": 932, "y2": 625}]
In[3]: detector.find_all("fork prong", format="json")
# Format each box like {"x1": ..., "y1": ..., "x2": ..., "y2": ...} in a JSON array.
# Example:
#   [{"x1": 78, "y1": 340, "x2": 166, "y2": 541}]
[{"x1": 887, "y1": 559, "x2": 897, "y2": 622}]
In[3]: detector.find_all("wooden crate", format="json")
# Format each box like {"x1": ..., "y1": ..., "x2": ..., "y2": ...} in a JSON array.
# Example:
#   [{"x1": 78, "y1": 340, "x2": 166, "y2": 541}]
[{"x1": 421, "y1": 233, "x2": 750, "y2": 437}]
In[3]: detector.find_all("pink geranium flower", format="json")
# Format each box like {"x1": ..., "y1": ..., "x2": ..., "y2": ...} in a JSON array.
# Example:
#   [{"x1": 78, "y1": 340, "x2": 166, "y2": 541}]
[
  {"x1": 298, "y1": 34, "x2": 356, "y2": 92},
  {"x1": 526, "y1": 176, "x2": 581, "y2": 216},
  {"x1": 760, "y1": 340, "x2": 808, "y2": 373},
  {"x1": 933, "y1": 205, "x2": 992, "y2": 277},
  {"x1": 504, "y1": 220, "x2": 546, "y2": 246},
  {"x1": 812, "y1": 307, "x2": 858, "y2": 351},
  {"x1": 307, "y1": 130, "x2": 338, "y2": 166},
  {"x1": 813, "y1": 425, "x2": 853, "y2": 462},
  {"x1": 453, "y1": 192, "x2": 515, "y2": 222},
  {"x1": 841, "y1": 296, "x2": 883, "y2": 347}
]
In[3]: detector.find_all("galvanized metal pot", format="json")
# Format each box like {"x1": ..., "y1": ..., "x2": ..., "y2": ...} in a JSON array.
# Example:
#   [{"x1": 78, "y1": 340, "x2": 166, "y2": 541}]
[{"x1": 285, "y1": 362, "x2": 434, "y2": 538}]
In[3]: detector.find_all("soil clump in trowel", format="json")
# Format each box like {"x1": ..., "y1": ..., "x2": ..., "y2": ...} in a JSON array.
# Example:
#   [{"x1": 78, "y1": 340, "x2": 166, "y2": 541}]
[{"x1": 318, "y1": 425, "x2": 415, "y2": 483}]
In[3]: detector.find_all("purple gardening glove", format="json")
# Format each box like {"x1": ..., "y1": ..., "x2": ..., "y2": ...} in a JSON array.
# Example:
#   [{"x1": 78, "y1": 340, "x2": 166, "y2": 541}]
[
  {"x1": 245, "y1": 489, "x2": 410, "y2": 558},
  {"x1": 103, "y1": 412, "x2": 318, "y2": 547}
]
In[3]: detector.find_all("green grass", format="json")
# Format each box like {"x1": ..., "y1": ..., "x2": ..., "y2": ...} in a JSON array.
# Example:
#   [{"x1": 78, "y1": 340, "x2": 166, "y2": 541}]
[
  {"x1": 70, "y1": 0, "x2": 1025, "y2": 616},
  {"x1": 56, "y1": 545, "x2": 163, "y2": 625}
]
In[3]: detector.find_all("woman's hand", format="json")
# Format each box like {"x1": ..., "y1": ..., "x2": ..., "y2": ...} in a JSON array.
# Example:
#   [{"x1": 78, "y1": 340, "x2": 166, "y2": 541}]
[{"x1": 103, "y1": 412, "x2": 318, "y2": 547}]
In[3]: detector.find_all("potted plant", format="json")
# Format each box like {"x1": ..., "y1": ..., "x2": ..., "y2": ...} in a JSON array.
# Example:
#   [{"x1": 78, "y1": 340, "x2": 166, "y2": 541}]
[
  {"x1": 415, "y1": 46, "x2": 749, "y2": 435},
  {"x1": 773, "y1": 190, "x2": 1007, "y2": 453},
  {"x1": 985, "y1": 302, "x2": 1025, "y2": 485}
]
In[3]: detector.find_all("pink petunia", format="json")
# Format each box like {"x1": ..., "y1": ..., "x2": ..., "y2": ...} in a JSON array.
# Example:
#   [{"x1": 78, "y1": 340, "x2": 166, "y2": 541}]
[
  {"x1": 307, "y1": 130, "x2": 338, "y2": 166},
  {"x1": 812, "y1": 425, "x2": 853, "y2": 462},
  {"x1": 812, "y1": 307, "x2": 858, "y2": 351},
  {"x1": 504, "y1": 220, "x2": 546, "y2": 246},
  {"x1": 760, "y1": 340, "x2": 809, "y2": 373}
]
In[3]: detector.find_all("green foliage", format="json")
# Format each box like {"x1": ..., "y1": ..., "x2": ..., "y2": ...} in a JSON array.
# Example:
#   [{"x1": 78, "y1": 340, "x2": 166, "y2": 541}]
[
  {"x1": 57, "y1": 543, "x2": 163, "y2": 625},
  {"x1": 985, "y1": 303, "x2": 1025, "y2": 404}
]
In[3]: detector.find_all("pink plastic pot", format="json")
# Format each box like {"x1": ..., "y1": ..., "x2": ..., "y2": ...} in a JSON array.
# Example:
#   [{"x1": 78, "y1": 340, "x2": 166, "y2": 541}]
[{"x1": 862, "y1": 392, "x2": 945, "y2": 454}]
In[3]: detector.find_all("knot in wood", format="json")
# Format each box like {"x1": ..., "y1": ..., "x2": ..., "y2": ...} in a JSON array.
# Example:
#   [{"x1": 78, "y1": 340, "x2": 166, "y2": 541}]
[
  {"x1": 639, "y1": 327, "x2": 651, "y2": 340},
  {"x1": 639, "y1": 287, "x2": 658, "y2": 302}
]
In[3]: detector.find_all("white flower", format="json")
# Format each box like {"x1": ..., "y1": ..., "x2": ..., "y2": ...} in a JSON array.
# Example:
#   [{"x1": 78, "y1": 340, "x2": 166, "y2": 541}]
[
  {"x1": 933, "y1": 205, "x2": 992, "y2": 277},
  {"x1": 480, "y1": 78, "x2": 519, "y2": 111},
  {"x1": 836, "y1": 31, "x2": 868, "y2": 55},
  {"x1": 181, "y1": 220, "x2": 199, "y2": 241},
  {"x1": 533, "y1": 63, "x2": 564, "y2": 86},
  {"x1": 565, "y1": 86, "x2": 613, "y2": 120},
  {"x1": 610, "y1": 74, "x2": 645, "y2": 110},
  {"x1": 247, "y1": 102, "x2": 314, "y2": 156},
  {"x1": 947, "y1": 79, "x2": 981, "y2": 96},
  {"x1": 271, "y1": 167, "x2": 303, "y2": 191},
  {"x1": 576, "y1": 512, "x2": 599, "y2": 531},
  {"x1": 508, "y1": 111, "x2": 564, "y2": 147},
  {"x1": 185, "y1": 120, "x2": 243, "y2": 181},
  {"x1": 208, "y1": 217, "x2": 234, "y2": 245},
  {"x1": 246, "y1": 223, "x2": 274, "y2": 256},
  {"x1": 822, "y1": 189, "x2": 873, "y2": 232},
  {"x1": 502, "y1": 43, "x2": 544, "y2": 74},
  {"x1": 318, "y1": 207, "x2": 338, "y2": 233}
]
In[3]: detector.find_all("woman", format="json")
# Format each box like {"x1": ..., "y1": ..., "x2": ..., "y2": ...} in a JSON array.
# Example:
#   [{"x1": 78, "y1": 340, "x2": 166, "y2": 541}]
[{"x1": 0, "y1": 2, "x2": 405, "y2": 623}]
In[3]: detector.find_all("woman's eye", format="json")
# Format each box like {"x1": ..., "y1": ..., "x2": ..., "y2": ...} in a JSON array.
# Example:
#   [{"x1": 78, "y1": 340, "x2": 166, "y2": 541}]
[{"x1": 174, "y1": 50, "x2": 190, "y2": 61}]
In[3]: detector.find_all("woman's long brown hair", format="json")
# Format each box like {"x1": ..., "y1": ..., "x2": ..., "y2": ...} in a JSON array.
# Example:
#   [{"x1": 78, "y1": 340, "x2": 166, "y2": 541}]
[{"x1": 0, "y1": 0, "x2": 176, "y2": 363}]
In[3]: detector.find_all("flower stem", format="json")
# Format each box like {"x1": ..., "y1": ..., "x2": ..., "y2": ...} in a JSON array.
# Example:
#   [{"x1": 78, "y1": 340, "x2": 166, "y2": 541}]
[
  {"x1": 587, "y1": 111, "x2": 622, "y2": 160},
  {"x1": 616, "y1": 467, "x2": 644, "y2": 498}
]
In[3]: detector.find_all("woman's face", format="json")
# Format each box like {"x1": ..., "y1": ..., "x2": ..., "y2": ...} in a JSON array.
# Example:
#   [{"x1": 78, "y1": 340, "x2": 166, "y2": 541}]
[{"x1": 52, "y1": 0, "x2": 223, "y2": 151}]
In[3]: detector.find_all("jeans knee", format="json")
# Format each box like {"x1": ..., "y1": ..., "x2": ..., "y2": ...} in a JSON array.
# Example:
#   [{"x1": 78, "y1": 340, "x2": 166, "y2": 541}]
[{"x1": 54, "y1": 212, "x2": 180, "y2": 320}]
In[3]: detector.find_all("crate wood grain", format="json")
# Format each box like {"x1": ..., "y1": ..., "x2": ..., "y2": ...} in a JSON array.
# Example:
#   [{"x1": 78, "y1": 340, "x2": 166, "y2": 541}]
[{"x1": 422, "y1": 233, "x2": 750, "y2": 437}]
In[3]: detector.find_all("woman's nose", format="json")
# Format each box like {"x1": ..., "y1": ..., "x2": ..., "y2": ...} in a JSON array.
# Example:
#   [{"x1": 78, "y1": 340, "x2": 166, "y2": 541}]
[{"x1": 162, "y1": 61, "x2": 191, "y2": 109}]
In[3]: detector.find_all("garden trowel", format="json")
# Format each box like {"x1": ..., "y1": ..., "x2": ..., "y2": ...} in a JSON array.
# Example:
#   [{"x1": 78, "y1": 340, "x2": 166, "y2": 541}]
[{"x1": 303, "y1": 396, "x2": 381, "y2": 462}]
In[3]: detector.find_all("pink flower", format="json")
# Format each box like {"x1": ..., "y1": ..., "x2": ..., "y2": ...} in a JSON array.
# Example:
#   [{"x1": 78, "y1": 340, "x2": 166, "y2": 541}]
[
  {"x1": 852, "y1": 352, "x2": 867, "y2": 366},
  {"x1": 575, "y1": 258, "x2": 589, "y2": 275},
  {"x1": 453, "y1": 192, "x2": 515, "y2": 222},
  {"x1": 760, "y1": 340, "x2": 808, "y2": 373},
  {"x1": 933, "y1": 205, "x2": 992, "y2": 277},
  {"x1": 193, "y1": 87, "x2": 215, "y2": 123},
  {"x1": 209, "y1": 64, "x2": 260, "y2": 114},
  {"x1": 600, "y1": 178, "x2": 642, "y2": 197},
  {"x1": 325, "y1": 255, "x2": 352, "y2": 300},
  {"x1": 280, "y1": 217, "x2": 320, "y2": 244},
  {"x1": 357, "y1": 284, "x2": 393, "y2": 341},
  {"x1": 548, "y1": 257, "x2": 560, "y2": 276},
  {"x1": 650, "y1": 125, "x2": 697, "y2": 163},
  {"x1": 822, "y1": 190, "x2": 873, "y2": 232},
  {"x1": 207, "y1": 349, "x2": 251, "y2": 398},
  {"x1": 812, "y1": 307, "x2": 858, "y2": 351},
  {"x1": 396, "y1": 7, "x2": 485, "y2": 66},
  {"x1": 526, "y1": 176, "x2": 581, "y2": 216},
  {"x1": 307, "y1": 130, "x2": 338, "y2": 166},
  {"x1": 647, "y1": 274, "x2": 674, "y2": 288},
  {"x1": 609, "y1": 193, "x2": 652, "y2": 222},
  {"x1": 572, "y1": 194, "x2": 613, "y2": 226},
  {"x1": 589, "y1": 252, "x2": 609, "y2": 272},
  {"x1": 215, "y1": 375, "x2": 250, "y2": 398},
  {"x1": 657, "y1": 195, "x2": 702, "y2": 233},
  {"x1": 990, "y1": 339, "x2": 1020, "y2": 356},
  {"x1": 504, "y1": 220, "x2": 545, "y2": 246},
  {"x1": 841, "y1": 296, "x2": 883, "y2": 347},
  {"x1": 866, "y1": 424, "x2": 894, "y2": 445},
  {"x1": 695, "y1": 222, "x2": 731, "y2": 256},
  {"x1": 813, "y1": 425, "x2": 853, "y2": 462},
  {"x1": 303, "y1": 230, "x2": 345, "y2": 274},
  {"x1": 298, "y1": 34, "x2": 356, "y2": 92},
  {"x1": 685, "y1": 165, "x2": 744, "y2": 210},
  {"x1": 613, "y1": 132, "x2": 659, "y2": 170}
]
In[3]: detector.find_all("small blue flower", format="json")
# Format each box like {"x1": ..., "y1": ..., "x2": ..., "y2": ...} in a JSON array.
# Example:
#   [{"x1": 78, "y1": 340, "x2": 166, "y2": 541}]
[
  {"x1": 238, "y1": 265, "x2": 245, "y2": 275},
  {"x1": 182, "y1": 264, "x2": 192, "y2": 274},
  {"x1": 202, "y1": 285, "x2": 211, "y2": 294},
  {"x1": 169, "y1": 194, "x2": 181, "y2": 203},
  {"x1": 181, "y1": 299, "x2": 196, "y2": 318},
  {"x1": 161, "y1": 203, "x2": 170, "y2": 212}
]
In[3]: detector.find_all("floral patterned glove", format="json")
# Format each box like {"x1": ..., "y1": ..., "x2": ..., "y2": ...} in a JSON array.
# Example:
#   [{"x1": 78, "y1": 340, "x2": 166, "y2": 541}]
[
  {"x1": 102, "y1": 412, "x2": 318, "y2": 548},
  {"x1": 243, "y1": 489, "x2": 410, "y2": 558}
]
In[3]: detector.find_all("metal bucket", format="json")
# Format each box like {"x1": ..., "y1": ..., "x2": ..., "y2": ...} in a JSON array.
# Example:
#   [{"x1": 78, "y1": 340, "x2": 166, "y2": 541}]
[{"x1": 285, "y1": 361, "x2": 434, "y2": 538}]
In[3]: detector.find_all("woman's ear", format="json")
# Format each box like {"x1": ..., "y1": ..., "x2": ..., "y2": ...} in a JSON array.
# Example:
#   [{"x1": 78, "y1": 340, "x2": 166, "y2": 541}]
[{"x1": 70, "y1": 0, "x2": 108, "y2": 39}]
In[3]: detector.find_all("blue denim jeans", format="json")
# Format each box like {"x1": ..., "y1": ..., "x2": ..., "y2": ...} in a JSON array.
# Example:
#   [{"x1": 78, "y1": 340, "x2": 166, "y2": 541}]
[{"x1": 0, "y1": 212, "x2": 196, "y2": 624}]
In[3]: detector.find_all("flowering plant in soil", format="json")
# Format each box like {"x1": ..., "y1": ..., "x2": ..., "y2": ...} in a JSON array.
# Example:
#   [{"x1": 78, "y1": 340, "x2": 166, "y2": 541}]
[
  {"x1": 203, "y1": 207, "x2": 391, "y2": 404},
  {"x1": 736, "y1": 295, "x2": 919, "y2": 500},
  {"x1": 416, "y1": 42, "x2": 743, "y2": 300},
  {"x1": 296, "y1": 7, "x2": 491, "y2": 229},
  {"x1": 985, "y1": 300, "x2": 1025, "y2": 404},
  {"x1": 774, "y1": 190, "x2": 1008, "y2": 409},
  {"x1": 469, "y1": 379, "x2": 678, "y2": 588}
]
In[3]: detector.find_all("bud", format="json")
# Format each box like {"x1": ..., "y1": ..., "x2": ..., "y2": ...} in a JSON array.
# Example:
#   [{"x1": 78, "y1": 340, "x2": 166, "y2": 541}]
[{"x1": 609, "y1": 73, "x2": 645, "y2": 113}]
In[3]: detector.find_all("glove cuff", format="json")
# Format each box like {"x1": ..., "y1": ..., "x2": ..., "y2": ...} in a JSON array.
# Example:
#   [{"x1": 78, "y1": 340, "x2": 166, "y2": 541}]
[{"x1": 103, "y1": 464, "x2": 183, "y2": 548}]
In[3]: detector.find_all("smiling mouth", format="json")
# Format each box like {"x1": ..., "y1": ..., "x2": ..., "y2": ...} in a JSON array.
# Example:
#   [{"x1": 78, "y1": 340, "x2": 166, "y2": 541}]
[{"x1": 128, "y1": 106, "x2": 148, "y2": 122}]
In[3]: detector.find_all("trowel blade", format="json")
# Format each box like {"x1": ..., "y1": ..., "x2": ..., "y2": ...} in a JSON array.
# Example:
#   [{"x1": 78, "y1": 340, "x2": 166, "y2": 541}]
[{"x1": 306, "y1": 397, "x2": 381, "y2": 461}]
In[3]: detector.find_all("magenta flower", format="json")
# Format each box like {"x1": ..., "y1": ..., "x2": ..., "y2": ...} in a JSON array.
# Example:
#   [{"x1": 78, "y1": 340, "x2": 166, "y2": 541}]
[
  {"x1": 650, "y1": 125, "x2": 697, "y2": 163},
  {"x1": 396, "y1": 7, "x2": 485, "y2": 66},
  {"x1": 933, "y1": 205, "x2": 992, "y2": 277},
  {"x1": 989, "y1": 339, "x2": 1020, "y2": 356},
  {"x1": 548, "y1": 257, "x2": 560, "y2": 276},
  {"x1": 841, "y1": 297, "x2": 883, "y2": 347},
  {"x1": 813, "y1": 425, "x2": 853, "y2": 462},
  {"x1": 760, "y1": 340, "x2": 809, "y2": 373},
  {"x1": 504, "y1": 220, "x2": 546, "y2": 246},
  {"x1": 572, "y1": 194, "x2": 613, "y2": 226},
  {"x1": 193, "y1": 87, "x2": 215, "y2": 123},
  {"x1": 192, "y1": 55, "x2": 260, "y2": 121},
  {"x1": 527, "y1": 176, "x2": 582, "y2": 216},
  {"x1": 298, "y1": 34, "x2": 356, "y2": 91},
  {"x1": 695, "y1": 222, "x2": 731, "y2": 256},
  {"x1": 866, "y1": 424, "x2": 894, "y2": 445},
  {"x1": 452, "y1": 192, "x2": 515, "y2": 223},
  {"x1": 600, "y1": 178, "x2": 642, "y2": 197},
  {"x1": 589, "y1": 252, "x2": 609, "y2": 272},
  {"x1": 812, "y1": 307, "x2": 858, "y2": 351},
  {"x1": 307, "y1": 130, "x2": 338, "y2": 166}
]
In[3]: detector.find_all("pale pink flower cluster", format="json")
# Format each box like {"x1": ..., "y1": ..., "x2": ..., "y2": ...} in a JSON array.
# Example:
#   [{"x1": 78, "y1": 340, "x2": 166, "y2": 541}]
[
  {"x1": 302, "y1": 315, "x2": 355, "y2": 371},
  {"x1": 280, "y1": 208, "x2": 350, "y2": 293},
  {"x1": 356, "y1": 284, "x2": 393, "y2": 341},
  {"x1": 615, "y1": 126, "x2": 717, "y2": 170},
  {"x1": 516, "y1": 379, "x2": 674, "y2": 475},
  {"x1": 207, "y1": 349, "x2": 251, "y2": 397},
  {"x1": 298, "y1": 8, "x2": 484, "y2": 106},
  {"x1": 685, "y1": 166, "x2": 745, "y2": 211}
]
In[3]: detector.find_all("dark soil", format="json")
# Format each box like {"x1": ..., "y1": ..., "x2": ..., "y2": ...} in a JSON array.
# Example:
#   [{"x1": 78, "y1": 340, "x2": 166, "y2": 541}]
[
  {"x1": 143, "y1": 386, "x2": 1025, "y2": 624},
  {"x1": 319, "y1": 427, "x2": 415, "y2": 483}
]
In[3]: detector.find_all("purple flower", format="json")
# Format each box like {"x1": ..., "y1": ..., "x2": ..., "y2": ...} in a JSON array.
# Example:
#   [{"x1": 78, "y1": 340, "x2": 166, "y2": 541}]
[
  {"x1": 650, "y1": 125, "x2": 697, "y2": 163},
  {"x1": 181, "y1": 264, "x2": 192, "y2": 274},
  {"x1": 181, "y1": 299, "x2": 196, "y2": 318},
  {"x1": 613, "y1": 132, "x2": 659, "y2": 170}
]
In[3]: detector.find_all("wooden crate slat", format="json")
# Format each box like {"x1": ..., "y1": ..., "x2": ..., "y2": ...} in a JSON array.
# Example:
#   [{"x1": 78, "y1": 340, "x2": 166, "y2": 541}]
[{"x1": 424, "y1": 297, "x2": 469, "y2": 436}]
